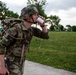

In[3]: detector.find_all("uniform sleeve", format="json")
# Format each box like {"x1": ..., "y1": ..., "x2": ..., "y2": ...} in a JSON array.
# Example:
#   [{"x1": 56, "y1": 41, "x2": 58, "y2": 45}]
[
  {"x1": 32, "y1": 27, "x2": 49, "y2": 39},
  {"x1": 0, "y1": 27, "x2": 18, "y2": 54}
]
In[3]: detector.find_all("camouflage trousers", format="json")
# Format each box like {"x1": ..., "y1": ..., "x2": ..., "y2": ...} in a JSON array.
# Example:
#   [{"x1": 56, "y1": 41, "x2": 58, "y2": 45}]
[{"x1": 5, "y1": 56, "x2": 25, "y2": 75}]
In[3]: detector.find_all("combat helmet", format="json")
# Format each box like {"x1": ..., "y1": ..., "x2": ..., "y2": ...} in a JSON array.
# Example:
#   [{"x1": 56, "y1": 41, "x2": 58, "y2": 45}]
[{"x1": 20, "y1": 5, "x2": 38, "y2": 20}]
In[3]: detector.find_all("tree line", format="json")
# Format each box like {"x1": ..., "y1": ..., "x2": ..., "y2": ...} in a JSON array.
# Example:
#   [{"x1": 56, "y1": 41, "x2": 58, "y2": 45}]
[
  {"x1": 0, "y1": 0, "x2": 76, "y2": 31},
  {"x1": 0, "y1": 1, "x2": 19, "y2": 19}
]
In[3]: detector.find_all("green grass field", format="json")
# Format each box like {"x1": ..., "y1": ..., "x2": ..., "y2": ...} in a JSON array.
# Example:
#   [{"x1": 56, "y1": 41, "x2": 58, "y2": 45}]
[{"x1": 26, "y1": 32, "x2": 76, "y2": 72}]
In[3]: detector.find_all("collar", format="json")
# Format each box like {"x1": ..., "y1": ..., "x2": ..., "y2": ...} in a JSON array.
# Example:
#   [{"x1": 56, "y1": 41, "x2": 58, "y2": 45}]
[
  {"x1": 21, "y1": 22, "x2": 28, "y2": 31},
  {"x1": 21, "y1": 22, "x2": 32, "y2": 31}
]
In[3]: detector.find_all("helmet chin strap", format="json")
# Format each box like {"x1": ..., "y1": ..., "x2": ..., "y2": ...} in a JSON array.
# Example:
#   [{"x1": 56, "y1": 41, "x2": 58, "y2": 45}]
[{"x1": 24, "y1": 16, "x2": 37, "y2": 24}]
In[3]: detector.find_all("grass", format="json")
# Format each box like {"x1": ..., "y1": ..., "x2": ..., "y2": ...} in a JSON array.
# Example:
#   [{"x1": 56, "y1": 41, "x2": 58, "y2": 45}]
[{"x1": 26, "y1": 32, "x2": 76, "y2": 72}]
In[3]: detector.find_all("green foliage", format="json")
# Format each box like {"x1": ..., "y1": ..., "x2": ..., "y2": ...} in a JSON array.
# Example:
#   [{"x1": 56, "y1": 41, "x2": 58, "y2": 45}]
[
  {"x1": 71, "y1": 26, "x2": 76, "y2": 32},
  {"x1": 0, "y1": 1, "x2": 19, "y2": 19},
  {"x1": 5, "y1": 10, "x2": 19, "y2": 18},
  {"x1": 26, "y1": 32, "x2": 76, "y2": 72},
  {"x1": 0, "y1": 1, "x2": 8, "y2": 19},
  {"x1": 66, "y1": 25, "x2": 72, "y2": 31},
  {"x1": 47, "y1": 15, "x2": 61, "y2": 31},
  {"x1": 66, "y1": 25, "x2": 76, "y2": 32},
  {"x1": 47, "y1": 15, "x2": 61, "y2": 25},
  {"x1": 50, "y1": 25, "x2": 55, "y2": 31},
  {"x1": 58, "y1": 24, "x2": 64, "y2": 31},
  {"x1": 0, "y1": 1, "x2": 8, "y2": 12},
  {"x1": 35, "y1": 3, "x2": 47, "y2": 18}
]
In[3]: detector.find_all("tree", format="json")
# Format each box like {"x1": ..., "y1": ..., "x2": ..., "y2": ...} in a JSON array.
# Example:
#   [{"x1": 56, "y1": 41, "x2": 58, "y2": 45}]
[
  {"x1": 27, "y1": 0, "x2": 47, "y2": 18},
  {"x1": 0, "y1": 1, "x2": 8, "y2": 19},
  {"x1": 47, "y1": 15, "x2": 61, "y2": 31},
  {"x1": 71, "y1": 25, "x2": 76, "y2": 32},
  {"x1": 0, "y1": 1, "x2": 8, "y2": 12},
  {"x1": 50, "y1": 25, "x2": 55, "y2": 31},
  {"x1": 5, "y1": 10, "x2": 19, "y2": 18},
  {"x1": 66, "y1": 25, "x2": 72, "y2": 31},
  {"x1": 59, "y1": 24, "x2": 64, "y2": 31},
  {"x1": 0, "y1": 1, "x2": 19, "y2": 19}
]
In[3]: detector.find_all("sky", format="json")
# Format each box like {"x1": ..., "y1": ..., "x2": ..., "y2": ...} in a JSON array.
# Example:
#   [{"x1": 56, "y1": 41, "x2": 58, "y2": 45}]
[{"x1": 0, "y1": 0, "x2": 76, "y2": 27}]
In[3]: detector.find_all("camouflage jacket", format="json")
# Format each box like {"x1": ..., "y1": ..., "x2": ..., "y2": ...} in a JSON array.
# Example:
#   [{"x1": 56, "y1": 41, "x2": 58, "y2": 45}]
[{"x1": 0, "y1": 22, "x2": 49, "y2": 57}]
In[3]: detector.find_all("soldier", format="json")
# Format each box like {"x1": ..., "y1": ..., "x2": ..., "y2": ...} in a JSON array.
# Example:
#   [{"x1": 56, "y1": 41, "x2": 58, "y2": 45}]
[{"x1": 0, "y1": 5, "x2": 49, "y2": 75}]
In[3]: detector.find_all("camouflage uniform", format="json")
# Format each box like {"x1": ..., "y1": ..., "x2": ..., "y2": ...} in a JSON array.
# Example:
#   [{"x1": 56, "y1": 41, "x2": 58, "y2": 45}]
[{"x1": 0, "y1": 22, "x2": 49, "y2": 75}]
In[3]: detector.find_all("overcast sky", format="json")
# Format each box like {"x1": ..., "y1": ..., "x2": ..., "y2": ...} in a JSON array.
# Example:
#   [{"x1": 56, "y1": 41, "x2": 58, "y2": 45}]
[{"x1": 0, "y1": 0, "x2": 76, "y2": 27}]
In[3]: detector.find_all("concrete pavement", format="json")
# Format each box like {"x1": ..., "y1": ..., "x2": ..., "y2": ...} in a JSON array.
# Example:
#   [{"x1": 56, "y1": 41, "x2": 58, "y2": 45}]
[{"x1": 23, "y1": 60, "x2": 76, "y2": 75}]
